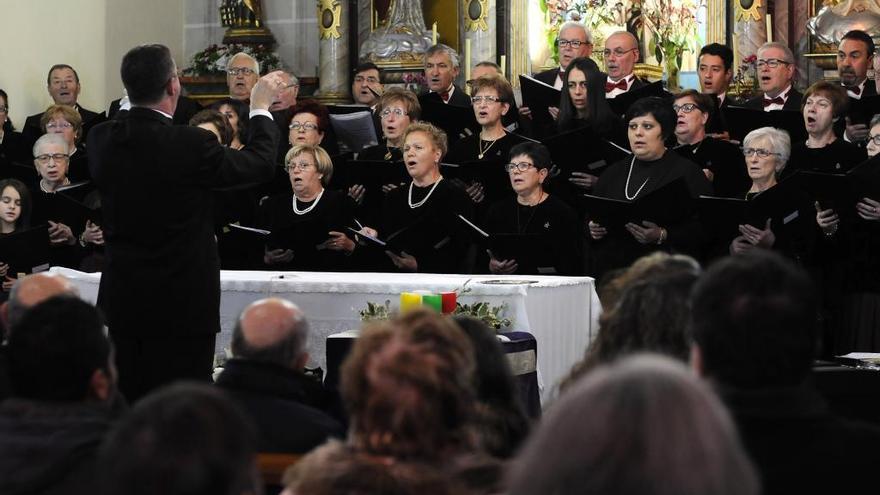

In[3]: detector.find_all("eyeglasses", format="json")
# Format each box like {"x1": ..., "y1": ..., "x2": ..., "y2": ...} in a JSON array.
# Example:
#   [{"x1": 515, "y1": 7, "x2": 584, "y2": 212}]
[
  {"x1": 283, "y1": 161, "x2": 314, "y2": 172},
  {"x1": 557, "y1": 39, "x2": 589, "y2": 48},
  {"x1": 866, "y1": 134, "x2": 880, "y2": 146},
  {"x1": 672, "y1": 103, "x2": 700, "y2": 114},
  {"x1": 46, "y1": 122, "x2": 73, "y2": 130},
  {"x1": 742, "y1": 148, "x2": 780, "y2": 158},
  {"x1": 756, "y1": 58, "x2": 792, "y2": 69},
  {"x1": 380, "y1": 108, "x2": 408, "y2": 119},
  {"x1": 603, "y1": 47, "x2": 638, "y2": 58},
  {"x1": 354, "y1": 75, "x2": 379, "y2": 84},
  {"x1": 35, "y1": 153, "x2": 70, "y2": 164},
  {"x1": 289, "y1": 121, "x2": 319, "y2": 131},
  {"x1": 227, "y1": 67, "x2": 256, "y2": 76},
  {"x1": 471, "y1": 95, "x2": 504, "y2": 105},
  {"x1": 0, "y1": 105, "x2": 7, "y2": 113},
  {"x1": 504, "y1": 162, "x2": 536, "y2": 173}
]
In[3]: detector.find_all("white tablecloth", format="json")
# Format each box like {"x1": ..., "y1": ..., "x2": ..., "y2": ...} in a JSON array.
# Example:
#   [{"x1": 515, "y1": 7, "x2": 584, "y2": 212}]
[{"x1": 50, "y1": 268, "x2": 601, "y2": 401}]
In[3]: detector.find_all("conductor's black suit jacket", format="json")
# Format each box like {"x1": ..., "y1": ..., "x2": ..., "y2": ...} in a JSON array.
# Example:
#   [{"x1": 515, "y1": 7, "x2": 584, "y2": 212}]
[{"x1": 87, "y1": 106, "x2": 279, "y2": 338}]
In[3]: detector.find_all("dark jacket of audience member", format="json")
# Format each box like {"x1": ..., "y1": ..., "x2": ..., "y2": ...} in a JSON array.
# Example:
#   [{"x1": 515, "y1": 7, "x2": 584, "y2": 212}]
[
  {"x1": 691, "y1": 250, "x2": 880, "y2": 495},
  {"x1": 508, "y1": 355, "x2": 759, "y2": 495},
  {"x1": 0, "y1": 297, "x2": 121, "y2": 495},
  {"x1": 453, "y1": 315, "x2": 530, "y2": 459}
]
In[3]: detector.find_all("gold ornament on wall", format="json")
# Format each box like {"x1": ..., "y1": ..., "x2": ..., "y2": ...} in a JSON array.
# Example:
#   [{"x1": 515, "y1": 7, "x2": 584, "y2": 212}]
[
  {"x1": 464, "y1": 0, "x2": 489, "y2": 32},
  {"x1": 736, "y1": 0, "x2": 763, "y2": 22},
  {"x1": 318, "y1": 0, "x2": 342, "y2": 40}
]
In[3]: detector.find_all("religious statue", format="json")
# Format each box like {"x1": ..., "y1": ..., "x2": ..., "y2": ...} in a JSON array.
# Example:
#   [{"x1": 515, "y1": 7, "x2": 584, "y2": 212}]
[
  {"x1": 220, "y1": 0, "x2": 275, "y2": 44},
  {"x1": 360, "y1": 0, "x2": 433, "y2": 62},
  {"x1": 807, "y1": 0, "x2": 880, "y2": 44}
]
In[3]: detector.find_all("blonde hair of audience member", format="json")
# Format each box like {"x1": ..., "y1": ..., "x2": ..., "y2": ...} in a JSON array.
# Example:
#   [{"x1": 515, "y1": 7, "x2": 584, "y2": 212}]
[
  {"x1": 509, "y1": 355, "x2": 760, "y2": 495},
  {"x1": 40, "y1": 104, "x2": 82, "y2": 148},
  {"x1": 340, "y1": 309, "x2": 478, "y2": 461},
  {"x1": 280, "y1": 440, "x2": 462, "y2": 495},
  {"x1": 284, "y1": 144, "x2": 333, "y2": 187}
]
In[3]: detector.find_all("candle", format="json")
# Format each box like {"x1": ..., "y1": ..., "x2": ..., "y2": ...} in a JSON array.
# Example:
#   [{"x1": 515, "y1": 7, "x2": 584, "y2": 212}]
[
  {"x1": 423, "y1": 294, "x2": 443, "y2": 313},
  {"x1": 500, "y1": 55, "x2": 506, "y2": 76},
  {"x1": 765, "y1": 13, "x2": 772, "y2": 42},
  {"x1": 465, "y1": 38, "x2": 472, "y2": 92},
  {"x1": 432, "y1": 22, "x2": 438, "y2": 45},
  {"x1": 441, "y1": 292, "x2": 457, "y2": 314},
  {"x1": 400, "y1": 292, "x2": 422, "y2": 312}
]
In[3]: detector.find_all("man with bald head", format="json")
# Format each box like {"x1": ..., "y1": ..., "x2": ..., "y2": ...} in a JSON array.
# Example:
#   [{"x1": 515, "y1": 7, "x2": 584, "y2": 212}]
[
  {"x1": 1, "y1": 272, "x2": 78, "y2": 336},
  {"x1": 215, "y1": 298, "x2": 343, "y2": 453},
  {"x1": 603, "y1": 31, "x2": 647, "y2": 98}
]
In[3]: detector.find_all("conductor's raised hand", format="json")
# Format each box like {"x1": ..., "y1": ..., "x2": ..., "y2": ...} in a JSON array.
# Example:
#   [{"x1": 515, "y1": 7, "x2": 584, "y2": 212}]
[{"x1": 250, "y1": 71, "x2": 289, "y2": 111}]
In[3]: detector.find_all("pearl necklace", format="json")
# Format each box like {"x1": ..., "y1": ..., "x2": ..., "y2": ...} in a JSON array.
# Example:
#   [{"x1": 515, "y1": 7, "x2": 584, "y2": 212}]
[
  {"x1": 292, "y1": 188, "x2": 324, "y2": 215},
  {"x1": 624, "y1": 156, "x2": 649, "y2": 201},
  {"x1": 408, "y1": 177, "x2": 443, "y2": 209}
]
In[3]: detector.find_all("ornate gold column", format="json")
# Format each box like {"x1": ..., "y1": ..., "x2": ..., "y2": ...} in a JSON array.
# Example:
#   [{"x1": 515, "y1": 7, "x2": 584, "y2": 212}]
[
  {"x1": 734, "y1": 0, "x2": 768, "y2": 64},
  {"x1": 508, "y1": 0, "x2": 528, "y2": 89},
  {"x1": 317, "y1": 0, "x2": 350, "y2": 103},
  {"x1": 462, "y1": 0, "x2": 496, "y2": 79}
]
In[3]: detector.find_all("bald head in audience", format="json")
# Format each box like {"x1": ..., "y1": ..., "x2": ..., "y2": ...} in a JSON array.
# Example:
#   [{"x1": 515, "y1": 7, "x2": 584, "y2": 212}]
[
  {"x1": 1, "y1": 272, "x2": 78, "y2": 335},
  {"x1": 231, "y1": 297, "x2": 309, "y2": 370}
]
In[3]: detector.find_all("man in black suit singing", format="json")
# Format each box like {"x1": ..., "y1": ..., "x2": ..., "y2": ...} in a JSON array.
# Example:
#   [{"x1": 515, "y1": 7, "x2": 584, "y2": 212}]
[
  {"x1": 698, "y1": 43, "x2": 734, "y2": 135},
  {"x1": 87, "y1": 44, "x2": 283, "y2": 402},
  {"x1": 422, "y1": 44, "x2": 471, "y2": 107},
  {"x1": 742, "y1": 42, "x2": 803, "y2": 112},
  {"x1": 535, "y1": 21, "x2": 593, "y2": 89},
  {"x1": 21, "y1": 64, "x2": 106, "y2": 152},
  {"x1": 603, "y1": 31, "x2": 647, "y2": 99},
  {"x1": 837, "y1": 29, "x2": 877, "y2": 142}
]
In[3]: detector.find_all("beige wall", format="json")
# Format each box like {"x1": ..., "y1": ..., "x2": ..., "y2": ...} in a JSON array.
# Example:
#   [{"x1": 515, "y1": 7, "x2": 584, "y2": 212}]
[{"x1": 0, "y1": 0, "x2": 182, "y2": 127}]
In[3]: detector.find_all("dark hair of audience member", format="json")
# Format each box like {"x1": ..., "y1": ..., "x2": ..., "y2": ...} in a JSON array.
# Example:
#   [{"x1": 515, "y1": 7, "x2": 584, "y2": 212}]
[
  {"x1": 841, "y1": 29, "x2": 876, "y2": 57},
  {"x1": 340, "y1": 309, "x2": 478, "y2": 460},
  {"x1": 98, "y1": 383, "x2": 259, "y2": 495},
  {"x1": 120, "y1": 44, "x2": 176, "y2": 105},
  {"x1": 0, "y1": 178, "x2": 32, "y2": 230},
  {"x1": 46, "y1": 64, "x2": 81, "y2": 85},
  {"x1": 0, "y1": 89, "x2": 14, "y2": 132},
  {"x1": 353, "y1": 60, "x2": 382, "y2": 77},
  {"x1": 210, "y1": 97, "x2": 250, "y2": 143},
  {"x1": 508, "y1": 354, "x2": 759, "y2": 495},
  {"x1": 698, "y1": 43, "x2": 734, "y2": 71},
  {"x1": 7, "y1": 296, "x2": 109, "y2": 401},
  {"x1": 230, "y1": 308, "x2": 308, "y2": 368},
  {"x1": 597, "y1": 251, "x2": 700, "y2": 308},
  {"x1": 690, "y1": 250, "x2": 818, "y2": 389},
  {"x1": 282, "y1": 439, "x2": 461, "y2": 495},
  {"x1": 290, "y1": 98, "x2": 331, "y2": 133},
  {"x1": 189, "y1": 109, "x2": 233, "y2": 146},
  {"x1": 453, "y1": 315, "x2": 530, "y2": 459},
  {"x1": 557, "y1": 57, "x2": 617, "y2": 134},
  {"x1": 625, "y1": 96, "x2": 677, "y2": 140},
  {"x1": 675, "y1": 88, "x2": 715, "y2": 117}
]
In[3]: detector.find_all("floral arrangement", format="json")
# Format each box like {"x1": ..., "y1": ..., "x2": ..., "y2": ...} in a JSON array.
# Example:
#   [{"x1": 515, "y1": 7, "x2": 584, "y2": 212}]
[
  {"x1": 182, "y1": 43, "x2": 282, "y2": 77},
  {"x1": 358, "y1": 298, "x2": 512, "y2": 330},
  {"x1": 733, "y1": 54, "x2": 759, "y2": 100},
  {"x1": 642, "y1": 0, "x2": 704, "y2": 66},
  {"x1": 402, "y1": 72, "x2": 427, "y2": 93},
  {"x1": 540, "y1": 0, "x2": 626, "y2": 64}
]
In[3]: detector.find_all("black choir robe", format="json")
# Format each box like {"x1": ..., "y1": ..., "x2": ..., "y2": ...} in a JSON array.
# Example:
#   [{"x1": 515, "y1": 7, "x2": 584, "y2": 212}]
[{"x1": 673, "y1": 137, "x2": 751, "y2": 198}]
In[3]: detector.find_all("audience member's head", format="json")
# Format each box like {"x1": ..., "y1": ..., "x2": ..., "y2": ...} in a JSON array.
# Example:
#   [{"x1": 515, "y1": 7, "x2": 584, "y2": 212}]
[
  {"x1": 227, "y1": 52, "x2": 260, "y2": 101},
  {"x1": 120, "y1": 44, "x2": 179, "y2": 107},
  {"x1": 99, "y1": 383, "x2": 259, "y2": 495},
  {"x1": 231, "y1": 297, "x2": 309, "y2": 370},
  {"x1": 46, "y1": 64, "x2": 81, "y2": 106},
  {"x1": 2, "y1": 272, "x2": 78, "y2": 333},
  {"x1": 690, "y1": 250, "x2": 818, "y2": 389},
  {"x1": 341, "y1": 309, "x2": 477, "y2": 460},
  {"x1": 8, "y1": 296, "x2": 114, "y2": 402},
  {"x1": 453, "y1": 315, "x2": 530, "y2": 459},
  {"x1": 509, "y1": 354, "x2": 759, "y2": 495},
  {"x1": 271, "y1": 70, "x2": 300, "y2": 112},
  {"x1": 189, "y1": 109, "x2": 233, "y2": 146},
  {"x1": 281, "y1": 440, "x2": 460, "y2": 495}
]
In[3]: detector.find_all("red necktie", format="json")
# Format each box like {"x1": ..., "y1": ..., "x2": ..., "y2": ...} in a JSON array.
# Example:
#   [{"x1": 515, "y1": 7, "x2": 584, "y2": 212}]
[
  {"x1": 846, "y1": 85, "x2": 862, "y2": 96},
  {"x1": 763, "y1": 96, "x2": 785, "y2": 107},
  {"x1": 438, "y1": 90, "x2": 450, "y2": 103},
  {"x1": 605, "y1": 79, "x2": 628, "y2": 93}
]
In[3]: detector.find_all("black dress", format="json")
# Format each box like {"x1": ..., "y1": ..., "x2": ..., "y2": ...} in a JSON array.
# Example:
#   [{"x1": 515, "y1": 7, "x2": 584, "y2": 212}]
[
  {"x1": 673, "y1": 137, "x2": 751, "y2": 198},
  {"x1": 589, "y1": 151, "x2": 712, "y2": 279},
  {"x1": 483, "y1": 194, "x2": 582, "y2": 275},
  {"x1": 358, "y1": 141, "x2": 402, "y2": 162},
  {"x1": 785, "y1": 139, "x2": 867, "y2": 176},
  {"x1": 257, "y1": 189, "x2": 358, "y2": 271},
  {"x1": 380, "y1": 178, "x2": 476, "y2": 273},
  {"x1": 444, "y1": 132, "x2": 525, "y2": 210}
]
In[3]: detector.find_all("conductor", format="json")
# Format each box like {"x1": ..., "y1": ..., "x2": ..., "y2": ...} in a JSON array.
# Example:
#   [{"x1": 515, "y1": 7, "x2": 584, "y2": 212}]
[{"x1": 87, "y1": 44, "x2": 283, "y2": 402}]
